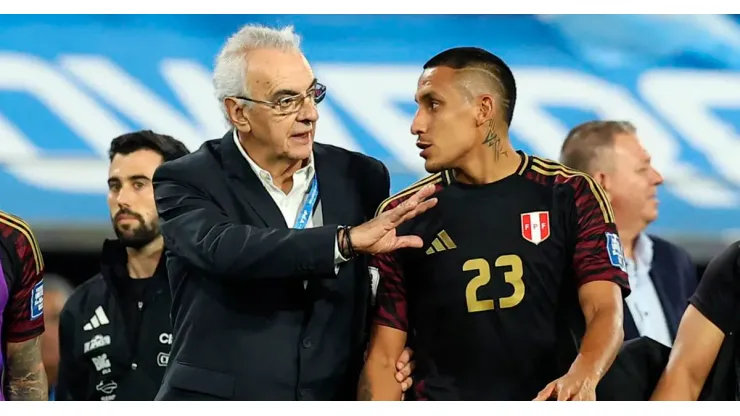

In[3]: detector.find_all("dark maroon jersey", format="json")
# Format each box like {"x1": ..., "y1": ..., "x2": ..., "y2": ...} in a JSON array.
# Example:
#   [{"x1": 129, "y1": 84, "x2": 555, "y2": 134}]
[
  {"x1": 0, "y1": 210, "x2": 45, "y2": 401},
  {"x1": 370, "y1": 152, "x2": 630, "y2": 400}
]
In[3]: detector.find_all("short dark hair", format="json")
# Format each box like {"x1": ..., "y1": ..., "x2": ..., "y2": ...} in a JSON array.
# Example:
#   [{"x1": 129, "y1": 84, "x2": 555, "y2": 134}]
[
  {"x1": 560, "y1": 120, "x2": 637, "y2": 175},
  {"x1": 108, "y1": 130, "x2": 190, "y2": 162},
  {"x1": 423, "y1": 47, "x2": 517, "y2": 125}
]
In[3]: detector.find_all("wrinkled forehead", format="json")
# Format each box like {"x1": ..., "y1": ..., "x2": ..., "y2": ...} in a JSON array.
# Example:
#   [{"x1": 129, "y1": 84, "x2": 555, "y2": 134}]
[{"x1": 245, "y1": 49, "x2": 316, "y2": 98}]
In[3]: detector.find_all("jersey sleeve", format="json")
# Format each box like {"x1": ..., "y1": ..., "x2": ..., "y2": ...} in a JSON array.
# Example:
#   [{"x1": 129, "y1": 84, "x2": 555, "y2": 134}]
[
  {"x1": 570, "y1": 176, "x2": 630, "y2": 297},
  {"x1": 5, "y1": 226, "x2": 46, "y2": 342},
  {"x1": 370, "y1": 251, "x2": 409, "y2": 332},
  {"x1": 689, "y1": 242, "x2": 740, "y2": 335},
  {"x1": 370, "y1": 174, "x2": 445, "y2": 333}
]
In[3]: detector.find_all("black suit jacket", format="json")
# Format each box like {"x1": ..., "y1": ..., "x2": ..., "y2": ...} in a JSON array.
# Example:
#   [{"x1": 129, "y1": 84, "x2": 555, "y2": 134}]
[
  {"x1": 623, "y1": 235, "x2": 698, "y2": 342},
  {"x1": 151, "y1": 131, "x2": 390, "y2": 400}
]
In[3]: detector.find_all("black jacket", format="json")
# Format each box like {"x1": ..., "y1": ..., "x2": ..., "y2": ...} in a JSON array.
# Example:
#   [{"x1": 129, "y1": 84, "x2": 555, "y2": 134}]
[
  {"x1": 152, "y1": 132, "x2": 390, "y2": 400},
  {"x1": 56, "y1": 239, "x2": 172, "y2": 401}
]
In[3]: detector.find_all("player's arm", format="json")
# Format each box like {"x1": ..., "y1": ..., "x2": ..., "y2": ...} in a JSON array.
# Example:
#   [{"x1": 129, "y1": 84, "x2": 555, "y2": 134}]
[
  {"x1": 6, "y1": 337, "x2": 47, "y2": 400},
  {"x1": 3, "y1": 228, "x2": 48, "y2": 400},
  {"x1": 572, "y1": 280, "x2": 624, "y2": 384},
  {"x1": 650, "y1": 306, "x2": 724, "y2": 400},
  {"x1": 537, "y1": 175, "x2": 628, "y2": 401},
  {"x1": 360, "y1": 325, "x2": 408, "y2": 400},
  {"x1": 568, "y1": 177, "x2": 628, "y2": 387},
  {"x1": 651, "y1": 242, "x2": 738, "y2": 400},
  {"x1": 358, "y1": 250, "x2": 409, "y2": 401}
]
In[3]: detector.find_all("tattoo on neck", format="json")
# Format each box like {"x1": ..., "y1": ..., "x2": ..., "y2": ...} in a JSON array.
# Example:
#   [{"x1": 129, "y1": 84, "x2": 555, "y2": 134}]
[{"x1": 482, "y1": 119, "x2": 507, "y2": 161}]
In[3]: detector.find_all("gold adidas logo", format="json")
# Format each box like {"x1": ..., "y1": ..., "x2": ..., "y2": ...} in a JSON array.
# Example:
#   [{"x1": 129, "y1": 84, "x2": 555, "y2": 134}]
[{"x1": 426, "y1": 230, "x2": 457, "y2": 255}]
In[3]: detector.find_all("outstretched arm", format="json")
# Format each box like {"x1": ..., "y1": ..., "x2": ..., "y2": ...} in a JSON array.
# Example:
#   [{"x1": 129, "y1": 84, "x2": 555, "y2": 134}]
[{"x1": 154, "y1": 162, "x2": 437, "y2": 280}]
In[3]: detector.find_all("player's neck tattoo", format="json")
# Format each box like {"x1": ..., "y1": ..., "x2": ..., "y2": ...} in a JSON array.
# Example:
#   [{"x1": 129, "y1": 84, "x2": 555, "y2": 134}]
[{"x1": 482, "y1": 119, "x2": 507, "y2": 161}]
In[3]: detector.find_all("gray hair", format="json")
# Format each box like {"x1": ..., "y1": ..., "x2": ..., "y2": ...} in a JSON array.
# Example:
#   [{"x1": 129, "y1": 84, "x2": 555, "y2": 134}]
[
  {"x1": 560, "y1": 120, "x2": 637, "y2": 175},
  {"x1": 213, "y1": 24, "x2": 302, "y2": 124},
  {"x1": 44, "y1": 273, "x2": 75, "y2": 300}
]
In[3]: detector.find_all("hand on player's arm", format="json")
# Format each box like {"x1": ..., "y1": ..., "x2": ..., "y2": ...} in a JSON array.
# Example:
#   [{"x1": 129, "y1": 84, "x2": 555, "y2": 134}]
[
  {"x1": 339, "y1": 184, "x2": 438, "y2": 256},
  {"x1": 363, "y1": 341, "x2": 415, "y2": 392},
  {"x1": 534, "y1": 281, "x2": 623, "y2": 401},
  {"x1": 394, "y1": 347, "x2": 415, "y2": 393},
  {"x1": 650, "y1": 305, "x2": 725, "y2": 401},
  {"x1": 359, "y1": 325, "x2": 408, "y2": 401}
]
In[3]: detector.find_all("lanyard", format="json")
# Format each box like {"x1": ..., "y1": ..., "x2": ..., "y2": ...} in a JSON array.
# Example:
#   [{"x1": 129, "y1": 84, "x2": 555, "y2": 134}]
[{"x1": 294, "y1": 175, "x2": 319, "y2": 229}]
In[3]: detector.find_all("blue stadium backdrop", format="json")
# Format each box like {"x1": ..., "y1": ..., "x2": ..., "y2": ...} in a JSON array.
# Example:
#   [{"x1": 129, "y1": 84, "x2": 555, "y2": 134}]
[{"x1": 0, "y1": 14, "x2": 738, "y2": 258}]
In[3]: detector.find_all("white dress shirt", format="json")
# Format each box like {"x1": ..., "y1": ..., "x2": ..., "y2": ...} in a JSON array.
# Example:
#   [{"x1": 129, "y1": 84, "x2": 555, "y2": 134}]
[
  {"x1": 624, "y1": 233, "x2": 673, "y2": 347},
  {"x1": 233, "y1": 131, "x2": 347, "y2": 285}
]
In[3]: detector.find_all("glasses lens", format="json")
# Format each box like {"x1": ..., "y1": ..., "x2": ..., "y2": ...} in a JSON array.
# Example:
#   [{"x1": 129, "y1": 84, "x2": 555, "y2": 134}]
[
  {"x1": 277, "y1": 96, "x2": 300, "y2": 113},
  {"x1": 314, "y1": 83, "x2": 327, "y2": 104}
]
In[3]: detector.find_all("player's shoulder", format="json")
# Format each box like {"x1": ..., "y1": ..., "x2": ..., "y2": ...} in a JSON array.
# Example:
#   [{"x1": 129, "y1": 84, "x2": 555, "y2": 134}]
[
  {"x1": 0, "y1": 209, "x2": 44, "y2": 273},
  {"x1": 523, "y1": 154, "x2": 598, "y2": 190},
  {"x1": 374, "y1": 171, "x2": 449, "y2": 217},
  {"x1": 0, "y1": 209, "x2": 36, "y2": 244},
  {"x1": 706, "y1": 240, "x2": 740, "y2": 275},
  {"x1": 693, "y1": 240, "x2": 740, "y2": 313},
  {"x1": 525, "y1": 154, "x2": 615, "y2": 222}
]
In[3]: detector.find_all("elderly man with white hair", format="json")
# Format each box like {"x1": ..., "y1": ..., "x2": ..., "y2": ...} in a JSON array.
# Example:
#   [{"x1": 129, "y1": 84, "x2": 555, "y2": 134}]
[{"x1": 152, "y1": 24, "x2": 432, "y2": 401}]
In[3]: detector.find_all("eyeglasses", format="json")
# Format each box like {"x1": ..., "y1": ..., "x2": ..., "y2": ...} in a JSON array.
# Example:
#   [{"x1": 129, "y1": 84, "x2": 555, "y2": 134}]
[{"x1": 232, "y1": 82, "x2": 327, "y2": 114}]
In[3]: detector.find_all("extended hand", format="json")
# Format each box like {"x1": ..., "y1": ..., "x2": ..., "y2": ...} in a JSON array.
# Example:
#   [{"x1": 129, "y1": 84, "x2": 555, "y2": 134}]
[
  {"x1": 533, "y1": 370, "x2": 598, "y2": 401},
  {"x1": 349, "y1": 184, "x2": 438, "y2": 254}
]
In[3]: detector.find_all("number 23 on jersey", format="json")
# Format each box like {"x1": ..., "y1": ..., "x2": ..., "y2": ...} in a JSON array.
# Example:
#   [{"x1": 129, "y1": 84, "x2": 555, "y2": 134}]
[{"x1": 464, "y1": 255, "x2": 525, "y2": 313}]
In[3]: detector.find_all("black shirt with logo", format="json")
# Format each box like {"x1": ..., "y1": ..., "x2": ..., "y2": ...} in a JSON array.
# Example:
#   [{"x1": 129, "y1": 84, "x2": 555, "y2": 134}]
[
  {"x1": 56, "y1": 239, "x2": 172, "y2": 401},
  {"x1": 371, "y1": 153, "x2": 630, "y2": 400}
]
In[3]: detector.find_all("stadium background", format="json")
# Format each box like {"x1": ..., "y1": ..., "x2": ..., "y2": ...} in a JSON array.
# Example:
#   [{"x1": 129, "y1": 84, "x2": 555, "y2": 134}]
[{"x1": 1, "y1": 14, "x2": 739, "y2": 286}]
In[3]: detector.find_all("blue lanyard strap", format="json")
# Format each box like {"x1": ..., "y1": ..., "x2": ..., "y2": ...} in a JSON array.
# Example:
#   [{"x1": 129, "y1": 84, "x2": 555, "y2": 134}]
[{"x1": 294, "y1": 175, "x2": 319, "y2": 229}]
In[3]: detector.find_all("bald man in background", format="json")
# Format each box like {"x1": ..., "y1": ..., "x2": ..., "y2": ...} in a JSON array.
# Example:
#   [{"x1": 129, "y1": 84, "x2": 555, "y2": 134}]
[{"x1": 41, "y1": 273, "x2": 74, "y2": 400}]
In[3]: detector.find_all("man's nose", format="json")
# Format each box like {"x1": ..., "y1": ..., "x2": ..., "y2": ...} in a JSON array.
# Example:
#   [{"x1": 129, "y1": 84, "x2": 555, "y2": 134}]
[
  {"x1": 296, "y1": 96, "x2": 319, "y2": 123},
  {"x1": 650, "y1": 166, "x2": 664, "y2": 186},
  {"x1": 116, "y1": 185, "x2": 135, "y2": 206},
  {"x1": 410, "y1": 110, "x2": 426, "y2": 136}
]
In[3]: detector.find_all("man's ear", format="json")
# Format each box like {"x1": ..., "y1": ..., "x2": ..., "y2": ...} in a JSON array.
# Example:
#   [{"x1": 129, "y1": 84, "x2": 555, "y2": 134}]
[
  {"x1": 592, "y1": 171, "x2": 612, "y2": 201},
  {"x1": 224, "y1": 98, "x2": 251, "y2": 133},
  {"x1": 475, "y1": 94, "x2": 496, "y2": 127}
]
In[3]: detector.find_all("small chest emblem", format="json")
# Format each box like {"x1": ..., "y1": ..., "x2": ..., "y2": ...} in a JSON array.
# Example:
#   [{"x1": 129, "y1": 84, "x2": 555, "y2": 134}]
[{"x1": 521, "y1": 211, "x2": 551, "y2": 245}]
